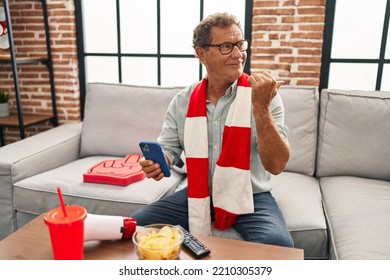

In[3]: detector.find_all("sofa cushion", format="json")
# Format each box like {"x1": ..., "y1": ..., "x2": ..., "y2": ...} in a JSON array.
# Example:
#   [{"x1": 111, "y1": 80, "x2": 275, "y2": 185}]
[
  {"x1": 320, "y1": 176, "x2": 390, "y2": 259},
  {"x1": 278, "y1": 86, "x2": 319, "y2": 176},
  {"x1": 80, "y1": 83, "x2": 184, "y2": 157},
  {"x1": 13, "y1": 156, "x2": 185, "y2": 220},
  {"x1": 316, "y1": 89, "x2": 390, "y2": 180},
  {"x1": 271, "y1": 172, "x2": 328, "y2": 260}
]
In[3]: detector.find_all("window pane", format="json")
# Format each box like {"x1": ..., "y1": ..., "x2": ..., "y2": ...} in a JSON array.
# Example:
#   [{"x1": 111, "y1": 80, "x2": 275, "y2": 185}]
[
  {"x1": 120, "y1": 0, "x2": 157, "y2": 54},
  {"x1": 331, "y1": 0, "x2": 387, "y2": 59},
  {"x1": 328, "y1": 63, "x2": 378, "y2": 90},
  {"x1": 161, "y1": 58, "x2": 200, "y2": 86},
  {"x1": 381, "y1": 64, "x2": 390, "y2": 91},
  {"x1": 160, "y1": 0, "x2": 199, "y2": 54},
  {"x1": 83, "y1": 0, "x2": 117, "y2": 53},
  {"x1": 122, "y1": 57, "x2": 158, "y2": 86},
  {"x1": 204, "y1": 0, "x2": 246, "y2": 33},
  {"x1": 86, "y1": 56, "x2": 118, "y2": 83}
]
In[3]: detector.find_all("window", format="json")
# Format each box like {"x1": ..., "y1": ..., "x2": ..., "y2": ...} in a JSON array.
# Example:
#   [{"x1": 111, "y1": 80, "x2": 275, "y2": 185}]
[
  {"x1": 320, "y1": 0, "x2": 390, "y2": 91},
  {"x1": 75, "y1": 0, "x2": 253, "y2": 117}
]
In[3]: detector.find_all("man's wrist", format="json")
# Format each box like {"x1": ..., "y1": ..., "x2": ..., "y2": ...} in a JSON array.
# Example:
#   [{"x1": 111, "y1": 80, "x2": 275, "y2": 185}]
[{"x1": 253, "y1": 105, "x2": 273, "y2": 125}]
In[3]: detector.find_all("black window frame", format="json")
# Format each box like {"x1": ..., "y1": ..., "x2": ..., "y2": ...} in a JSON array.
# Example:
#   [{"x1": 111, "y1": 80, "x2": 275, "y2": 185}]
[
  {"x1": 75, "y1": 0, "x2": 253, "y2": 119},
  {"x1": 320, "y1": 0, "x2": 390, "y2": 92}
]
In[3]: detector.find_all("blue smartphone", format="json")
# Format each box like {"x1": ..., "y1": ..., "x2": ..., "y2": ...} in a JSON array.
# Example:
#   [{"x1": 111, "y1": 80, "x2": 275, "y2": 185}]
[{"x1": 139, "y1": 141, "x2": 171, "y2": 177}]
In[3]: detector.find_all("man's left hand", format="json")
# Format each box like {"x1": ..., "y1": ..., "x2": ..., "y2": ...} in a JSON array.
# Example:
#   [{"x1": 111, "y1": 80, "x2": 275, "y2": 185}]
[{"x1": 248, "y1": 71, "x2": 283, "y2": 109}]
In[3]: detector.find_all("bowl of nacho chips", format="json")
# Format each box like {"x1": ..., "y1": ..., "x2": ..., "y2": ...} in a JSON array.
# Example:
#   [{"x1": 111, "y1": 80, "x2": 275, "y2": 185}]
[{"x1": 132, "y1": 224, "x2": 183, "y2": 260}]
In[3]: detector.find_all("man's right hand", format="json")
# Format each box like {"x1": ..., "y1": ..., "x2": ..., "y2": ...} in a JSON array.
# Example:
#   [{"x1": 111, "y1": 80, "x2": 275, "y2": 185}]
[{"x1": 139, "y1": 159, "x2": 165, "y2": 181}]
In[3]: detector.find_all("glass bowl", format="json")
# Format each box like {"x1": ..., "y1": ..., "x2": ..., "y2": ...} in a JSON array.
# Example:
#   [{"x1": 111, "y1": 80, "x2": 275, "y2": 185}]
[{"x1": 132, "y1": 224, "x2": 183, "y2": 260}]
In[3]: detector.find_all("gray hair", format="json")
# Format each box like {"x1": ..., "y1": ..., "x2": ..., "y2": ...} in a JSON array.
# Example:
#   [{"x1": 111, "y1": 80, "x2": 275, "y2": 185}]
[{"x1": 192, "y1": 12, "x2": 243, "y2": 48}]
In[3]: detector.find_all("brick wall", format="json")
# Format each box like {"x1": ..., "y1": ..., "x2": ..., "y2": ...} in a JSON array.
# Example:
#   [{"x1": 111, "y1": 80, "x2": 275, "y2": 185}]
[
  {"x1": 0, "y1": 0, "x2": 79, "y2": 145},
  {"x1": 0, "y1": 0, "x2": 326, "y2": 145},
  {"x1": 251, "y1": 0, "x2": 326, "y2": 86}
]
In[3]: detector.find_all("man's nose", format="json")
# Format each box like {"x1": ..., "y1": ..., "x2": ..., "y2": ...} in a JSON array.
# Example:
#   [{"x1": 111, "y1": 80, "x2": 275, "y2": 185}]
[{"x1": 231, "y1": 46, "x2": 244, "y2": 57}]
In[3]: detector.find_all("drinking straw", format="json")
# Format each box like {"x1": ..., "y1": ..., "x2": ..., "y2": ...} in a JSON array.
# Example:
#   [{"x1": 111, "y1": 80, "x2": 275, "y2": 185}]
[{"x1": 57, "y1": 187, "x2": 67, "y2": 217}]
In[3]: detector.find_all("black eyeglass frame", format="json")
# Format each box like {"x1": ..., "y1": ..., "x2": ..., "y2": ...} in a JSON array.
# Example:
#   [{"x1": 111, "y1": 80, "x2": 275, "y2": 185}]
[{"x1": 203, "y1": 40, "x2": 249, "y2": 55}]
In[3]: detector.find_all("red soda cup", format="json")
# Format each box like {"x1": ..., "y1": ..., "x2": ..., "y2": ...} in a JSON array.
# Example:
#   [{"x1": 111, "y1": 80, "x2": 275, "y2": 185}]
[{"x1": 44, "y1": 205, "x2": 87, "y2": 260}]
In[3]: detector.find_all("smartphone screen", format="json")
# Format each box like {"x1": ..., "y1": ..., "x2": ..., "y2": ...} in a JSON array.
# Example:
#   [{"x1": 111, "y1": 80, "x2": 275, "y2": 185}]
[{"x1": 139, "y1": 141, "x2": 171, "y2": 177}]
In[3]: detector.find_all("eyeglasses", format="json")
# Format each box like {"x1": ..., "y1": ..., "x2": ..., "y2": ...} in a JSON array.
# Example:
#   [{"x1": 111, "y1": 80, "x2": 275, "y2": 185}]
[{"x1": 204, "y1": 40, "x2": 248, "y2": 55}]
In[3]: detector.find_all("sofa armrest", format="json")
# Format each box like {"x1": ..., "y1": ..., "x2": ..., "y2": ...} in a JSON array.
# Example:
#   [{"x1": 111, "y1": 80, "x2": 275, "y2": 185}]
[
  {"x1": 0, "y1": 122, "x2": 82, "y2": 239},
  {"x1": 0, "y1": 122, "x2": 83, "y2": 182}
]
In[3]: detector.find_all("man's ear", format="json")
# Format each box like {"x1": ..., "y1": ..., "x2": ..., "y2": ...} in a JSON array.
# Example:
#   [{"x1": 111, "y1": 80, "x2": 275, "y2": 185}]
[{"x1": 195, "y1": 47, "x2": 206, "y2": 64}]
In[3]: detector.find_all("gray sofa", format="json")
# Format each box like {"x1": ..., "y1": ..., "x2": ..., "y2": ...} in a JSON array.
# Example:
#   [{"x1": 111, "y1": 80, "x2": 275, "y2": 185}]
[{"x1": 0, "y1": 82, "x2": 389, "y2": 260}]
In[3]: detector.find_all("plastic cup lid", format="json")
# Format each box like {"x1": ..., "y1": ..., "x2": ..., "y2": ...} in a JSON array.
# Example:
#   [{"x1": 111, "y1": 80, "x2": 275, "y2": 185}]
[{"x1": 44, "y1": 205, "x2": 87, "y2": 225}]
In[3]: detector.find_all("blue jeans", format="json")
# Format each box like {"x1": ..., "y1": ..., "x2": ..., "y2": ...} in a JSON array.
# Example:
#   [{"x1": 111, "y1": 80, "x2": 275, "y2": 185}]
[{"x1": 131, "y1": 188, "x2": 294, "y2": 248}]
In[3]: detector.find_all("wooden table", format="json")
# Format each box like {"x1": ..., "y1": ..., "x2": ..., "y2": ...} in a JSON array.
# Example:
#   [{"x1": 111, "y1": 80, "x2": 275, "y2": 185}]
[{"x1": 0, "y1": 214, "x2": 303, "y2": 260}]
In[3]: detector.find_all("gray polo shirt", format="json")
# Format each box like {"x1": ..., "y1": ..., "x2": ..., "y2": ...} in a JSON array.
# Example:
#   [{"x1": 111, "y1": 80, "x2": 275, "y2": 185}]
[{"x1": 158, "y1": 79, "x2": 288, "y2": 194}]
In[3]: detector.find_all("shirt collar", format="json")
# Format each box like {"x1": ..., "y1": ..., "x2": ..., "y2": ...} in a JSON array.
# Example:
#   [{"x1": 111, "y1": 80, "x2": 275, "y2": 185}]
[{"x1": 228, "y1": 79, "x2": 239, "y2": 97}]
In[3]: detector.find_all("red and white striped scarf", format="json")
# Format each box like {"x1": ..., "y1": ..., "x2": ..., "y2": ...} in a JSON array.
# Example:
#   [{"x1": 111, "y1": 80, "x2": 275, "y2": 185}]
[{"x1": 184, "y1": 73, "x2": 254, "y2": 235}]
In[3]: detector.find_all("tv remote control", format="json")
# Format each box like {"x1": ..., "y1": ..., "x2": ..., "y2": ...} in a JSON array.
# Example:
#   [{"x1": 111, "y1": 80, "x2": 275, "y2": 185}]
[{"x1": 176, "y1": 225, "x2": 211, "y2": 258}]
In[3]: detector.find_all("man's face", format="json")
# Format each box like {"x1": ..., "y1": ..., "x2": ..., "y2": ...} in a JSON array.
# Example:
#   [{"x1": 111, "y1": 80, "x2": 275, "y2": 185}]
[{"x1": 198, "y1": 24, "x2": 247, "y2": 84}]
